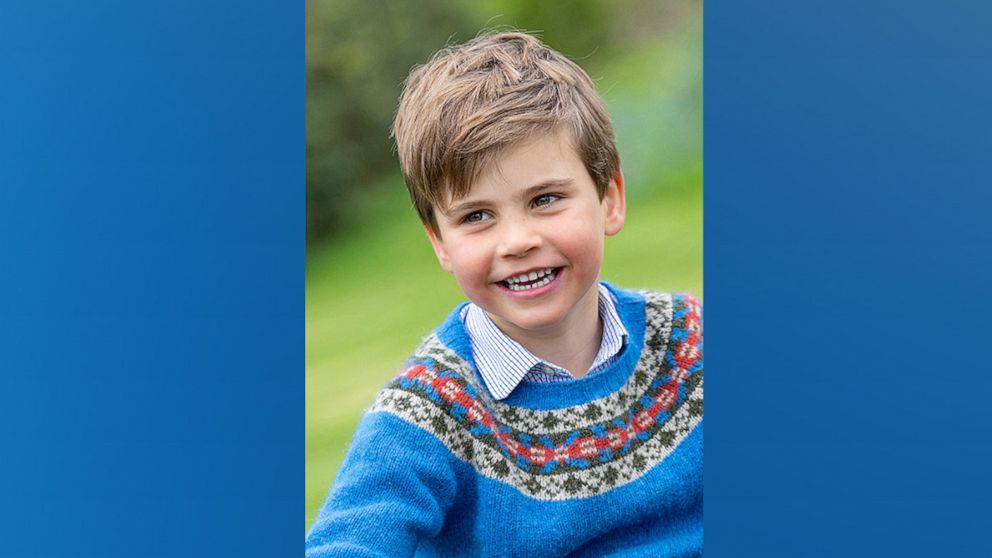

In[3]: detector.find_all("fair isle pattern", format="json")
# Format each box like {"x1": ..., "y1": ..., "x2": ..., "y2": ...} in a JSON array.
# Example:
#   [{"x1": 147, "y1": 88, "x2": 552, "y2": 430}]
[{"x1": 368, "y1": 292, "x2": 703, "y2": 500}]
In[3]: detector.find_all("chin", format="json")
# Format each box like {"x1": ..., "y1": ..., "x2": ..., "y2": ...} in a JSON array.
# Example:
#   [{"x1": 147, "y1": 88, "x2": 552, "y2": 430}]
[{"x1": 499, "y1": 306, "x2": 569, "y2": 334}]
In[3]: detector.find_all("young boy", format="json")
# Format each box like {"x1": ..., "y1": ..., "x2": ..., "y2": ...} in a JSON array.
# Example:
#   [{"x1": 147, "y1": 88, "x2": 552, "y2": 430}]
[{"x1": 306, "y1": 31, "x2": 702, "y2": 557}]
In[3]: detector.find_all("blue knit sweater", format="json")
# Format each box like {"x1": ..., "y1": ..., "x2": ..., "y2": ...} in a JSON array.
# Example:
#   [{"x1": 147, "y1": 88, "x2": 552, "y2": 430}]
[{"x1": 306, "y1": 285, "x2": 703, "y2": 557}]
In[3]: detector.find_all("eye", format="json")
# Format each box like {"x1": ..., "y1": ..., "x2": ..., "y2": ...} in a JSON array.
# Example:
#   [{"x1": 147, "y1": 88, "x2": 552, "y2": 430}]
[
  {"x1": 532, "y1": 193, "x2": 561, "y2": 208},
  {"x1": 461, "y1": 210, "x2": 492, "y2": 224}
]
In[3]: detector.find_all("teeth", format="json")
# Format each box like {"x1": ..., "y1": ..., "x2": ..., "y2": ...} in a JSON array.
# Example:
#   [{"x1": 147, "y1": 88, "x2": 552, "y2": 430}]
[
  {"x1": 504, "y1": 268, "x2": 558, "y2": 290},
  {"x1": 505, "y1": 267, "x2": 553, "y2": 284}
]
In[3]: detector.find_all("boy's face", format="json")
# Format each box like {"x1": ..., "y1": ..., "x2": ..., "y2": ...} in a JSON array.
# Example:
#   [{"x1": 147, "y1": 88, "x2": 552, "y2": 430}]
[{"x1": 426, "y1": 132, "x2": 625, "y2": 344}]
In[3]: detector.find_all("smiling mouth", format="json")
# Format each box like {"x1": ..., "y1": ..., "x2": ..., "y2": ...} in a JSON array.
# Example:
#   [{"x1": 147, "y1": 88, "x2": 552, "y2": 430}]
[{"x1": 500, "y1": 267, "x2": 561, "y2": 291}]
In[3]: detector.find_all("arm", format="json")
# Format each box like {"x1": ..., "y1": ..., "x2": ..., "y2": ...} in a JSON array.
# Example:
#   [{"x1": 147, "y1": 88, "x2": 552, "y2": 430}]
[{"x1": 305, "y1": 411, "x2": 457, "y2": 557}]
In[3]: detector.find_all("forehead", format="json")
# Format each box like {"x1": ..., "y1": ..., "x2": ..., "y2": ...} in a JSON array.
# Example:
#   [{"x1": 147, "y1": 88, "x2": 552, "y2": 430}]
[{"x1": 442, "y1": 132, "x2": 585, "y2": 206}]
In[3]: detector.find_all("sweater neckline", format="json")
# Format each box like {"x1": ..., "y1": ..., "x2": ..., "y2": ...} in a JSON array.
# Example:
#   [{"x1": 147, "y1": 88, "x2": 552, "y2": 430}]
[{"x1": 434, "y1": 282, "x2": 649, "y2": 410}]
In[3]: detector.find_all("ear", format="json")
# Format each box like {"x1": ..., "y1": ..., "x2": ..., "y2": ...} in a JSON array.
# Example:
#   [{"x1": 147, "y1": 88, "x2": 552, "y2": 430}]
[
  {"x1": 425, "y1": 224, "x2": 453, "y2": 273},
  {"x1": 603, "y1": 169, "x2": 627, "y2": 236}
]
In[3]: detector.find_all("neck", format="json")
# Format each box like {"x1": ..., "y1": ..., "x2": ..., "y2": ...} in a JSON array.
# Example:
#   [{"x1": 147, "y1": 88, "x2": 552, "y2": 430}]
[{"x1": 493, "y1": 284, "x2": 603, "y2": 378}]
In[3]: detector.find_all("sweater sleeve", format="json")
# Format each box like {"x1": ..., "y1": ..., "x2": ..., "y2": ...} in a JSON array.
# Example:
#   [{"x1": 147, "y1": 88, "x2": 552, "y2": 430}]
[{"x1": 305, "y1": 410, "x2": 458, "y2": 558}]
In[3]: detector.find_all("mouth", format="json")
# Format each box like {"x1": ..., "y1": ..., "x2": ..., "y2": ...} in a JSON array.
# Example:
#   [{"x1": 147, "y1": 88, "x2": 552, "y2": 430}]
[{"x1": 498, "y1": 267, "x2": 562, "y2": 292}]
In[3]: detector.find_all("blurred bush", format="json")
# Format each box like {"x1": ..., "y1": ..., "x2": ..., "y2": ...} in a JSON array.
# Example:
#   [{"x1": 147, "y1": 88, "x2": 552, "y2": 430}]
[{"x1": 306, "y1": 0, "x2": 699, "y2": 243}]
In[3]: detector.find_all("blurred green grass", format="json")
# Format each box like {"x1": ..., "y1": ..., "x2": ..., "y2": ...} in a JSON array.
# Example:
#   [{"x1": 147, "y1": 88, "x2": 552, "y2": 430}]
[{"x1": 306, "y1": 21, "x2": 701, "y2": 529}]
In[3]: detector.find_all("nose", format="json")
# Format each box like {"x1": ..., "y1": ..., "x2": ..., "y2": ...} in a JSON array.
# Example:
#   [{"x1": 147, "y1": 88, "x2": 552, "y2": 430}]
[{"x1": 496, "y1": 217, "x2": 542, "y2": 258}]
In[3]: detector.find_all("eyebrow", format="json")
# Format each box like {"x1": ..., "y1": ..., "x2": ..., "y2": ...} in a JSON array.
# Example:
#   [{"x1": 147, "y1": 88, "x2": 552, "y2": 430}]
[{"x1": 442, "y1": 178, "x2": 575, "y2": 216}]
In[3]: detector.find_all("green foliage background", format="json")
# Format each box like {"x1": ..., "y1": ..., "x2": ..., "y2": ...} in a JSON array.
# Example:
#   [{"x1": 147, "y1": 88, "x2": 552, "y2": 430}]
[{"x1": 306, "y1": 0, "x2": 701, "y2": 529}]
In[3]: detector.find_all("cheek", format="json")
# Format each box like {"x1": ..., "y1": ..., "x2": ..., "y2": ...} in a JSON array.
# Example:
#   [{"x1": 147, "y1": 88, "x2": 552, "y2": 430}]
[
  {"x1": 574, "y1": 238, "x2": 605, "y2": 273},
  {"x1": 447, "y1": 246, "x2": 491, "y2": 288},
  {"x1": 557, "y1": 218, "x2": 605, "y2": 261}
]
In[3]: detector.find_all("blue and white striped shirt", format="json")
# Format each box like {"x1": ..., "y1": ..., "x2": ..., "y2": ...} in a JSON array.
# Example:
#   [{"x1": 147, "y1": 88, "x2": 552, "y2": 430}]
[{"x1": 460, "y1": 283, "x2": 629, "y2": 400}]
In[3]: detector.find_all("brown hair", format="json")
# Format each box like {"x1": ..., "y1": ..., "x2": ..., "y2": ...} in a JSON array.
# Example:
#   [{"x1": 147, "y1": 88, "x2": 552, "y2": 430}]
[{"x1": 392, "y1": 31, "x2": 620, "y2": 234}]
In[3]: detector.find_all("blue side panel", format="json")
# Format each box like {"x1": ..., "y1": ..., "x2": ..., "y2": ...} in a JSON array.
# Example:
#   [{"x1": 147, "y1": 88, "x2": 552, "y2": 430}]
[
  {"x1": 706, "y1": 1, "x2": 992, "y2": 556},
  {"x1": 0, "y1": 1, "x2": 302, "y2": 556}
]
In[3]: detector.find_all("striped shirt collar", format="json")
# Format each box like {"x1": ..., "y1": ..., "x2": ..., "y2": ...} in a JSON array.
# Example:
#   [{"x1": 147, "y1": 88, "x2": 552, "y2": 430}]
[{"x1": 461, "y1": 283, "x2": 629, "y2": 400}]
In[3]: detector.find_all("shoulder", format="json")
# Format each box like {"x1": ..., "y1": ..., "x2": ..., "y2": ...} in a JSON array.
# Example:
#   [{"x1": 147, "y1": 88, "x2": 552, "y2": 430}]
[
  {"x1": 366, "y1": 328, "x2": 492, "y2": 443},
  {"x1": 602, "y1": 283, "x2": 701, "y2": 334},
  {"x1": 365, "y1": 301, "x2": 485, "y2": 421},
  {"x1": 601, "y1": 284, "x2": 702, "y2": 389},
  {"x1": 634, "y1": 288, "x2": 702, "y2": 362}
]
